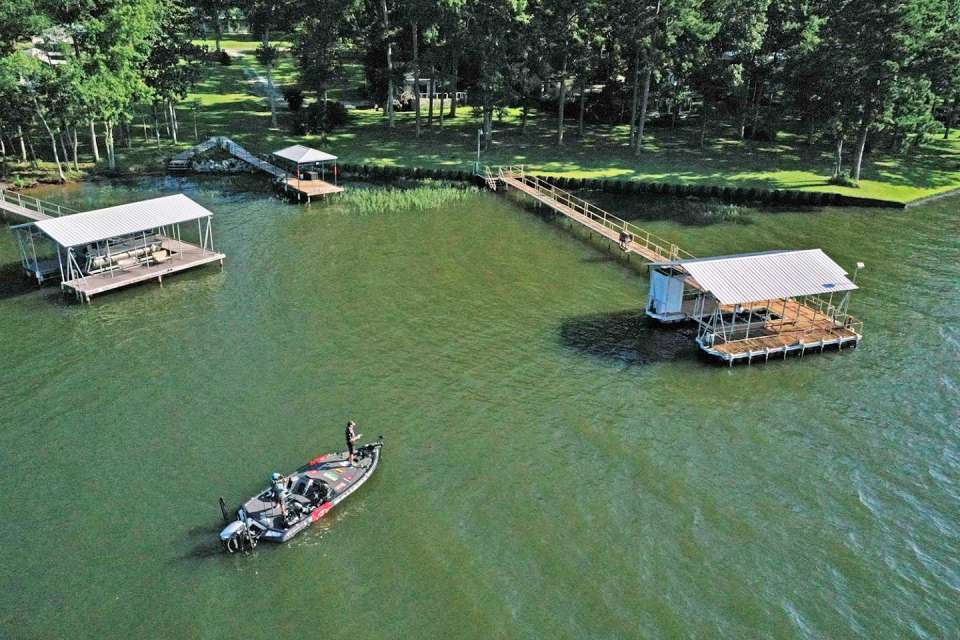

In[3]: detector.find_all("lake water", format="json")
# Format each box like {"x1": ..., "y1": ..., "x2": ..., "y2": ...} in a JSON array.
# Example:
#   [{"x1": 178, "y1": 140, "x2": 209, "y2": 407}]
[{"x1": 1, "y1": 176, "x2": 957, "y2": 638}]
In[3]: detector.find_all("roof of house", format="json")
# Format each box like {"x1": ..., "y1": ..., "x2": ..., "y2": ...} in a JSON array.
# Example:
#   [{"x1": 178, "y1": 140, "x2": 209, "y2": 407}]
[
  {"x1": 671, "y1": 249, "x2": 857, "y2": 305},
  {"x1": 34, "y1": 194, "x2": 214, "y2": 247},
  {"x1": 272, "y1": 145, "x2": 337, "y2": 164}
]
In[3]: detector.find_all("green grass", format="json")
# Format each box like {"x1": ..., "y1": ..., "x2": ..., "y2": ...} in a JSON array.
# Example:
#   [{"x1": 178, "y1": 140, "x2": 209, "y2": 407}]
[{"x1": 8, "y1": 41, "x2": 960, "y2": 205}]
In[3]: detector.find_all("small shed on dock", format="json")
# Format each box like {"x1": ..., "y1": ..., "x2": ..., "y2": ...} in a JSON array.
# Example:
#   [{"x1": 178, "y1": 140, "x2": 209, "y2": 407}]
[
  {"x1": 12, "y1": 193, "x2": 224, "y2": 302},
  {"x1": 647, "y1": 249, "x2": 863, "y2": 362}
]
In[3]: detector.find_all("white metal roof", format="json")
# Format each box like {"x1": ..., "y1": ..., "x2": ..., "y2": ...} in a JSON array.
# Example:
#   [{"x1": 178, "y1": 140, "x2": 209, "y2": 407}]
[
  {"x1": 34, "y1": 194, "x2": 214, "y2": 247},
  {"x1": 675, "y1": 249, "x2": 857, "y2": 305},
  {"x1": 272, "y1": 145, "x2": 337, "y2": 164}
]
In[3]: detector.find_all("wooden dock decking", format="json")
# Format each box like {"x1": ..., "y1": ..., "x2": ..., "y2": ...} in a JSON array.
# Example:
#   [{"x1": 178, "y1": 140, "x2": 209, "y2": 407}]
[
  {"x1": 491, "y1": 165, "x2": 862, "y2": 364},
  {"x1": 61, "y1": 238, "x2": 224, "y2": 302},
  {"x1": 284, "y1": 178, "x2": 344, "y2": 200},
  {"x1": 496, "y1": 167, "x2": 691, "y2": 264}
]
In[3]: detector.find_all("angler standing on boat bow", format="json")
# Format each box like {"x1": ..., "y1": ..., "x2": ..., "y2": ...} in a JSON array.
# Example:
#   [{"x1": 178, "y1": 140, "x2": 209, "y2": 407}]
[{"x1": 346, "y1": 420, "x2": 360, "y2": 464}]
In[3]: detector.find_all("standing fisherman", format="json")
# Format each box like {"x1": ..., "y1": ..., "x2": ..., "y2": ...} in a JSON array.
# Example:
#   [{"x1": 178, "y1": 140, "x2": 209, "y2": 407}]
[
  {"x1": 345, "y1": 420, "x2": 360, "y2": 464},
  {"x1": 271, "y1": 472, "x2": 289, "y2": 520}
]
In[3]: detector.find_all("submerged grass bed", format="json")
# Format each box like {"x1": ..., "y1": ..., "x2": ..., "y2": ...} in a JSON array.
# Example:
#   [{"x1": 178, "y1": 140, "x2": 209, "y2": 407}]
[{"x1": 332, "y1": 182, "x2": 480, "y2": 215}]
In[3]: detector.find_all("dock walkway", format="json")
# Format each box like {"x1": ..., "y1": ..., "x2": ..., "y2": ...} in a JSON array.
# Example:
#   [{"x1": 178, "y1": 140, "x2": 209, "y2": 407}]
[
  {"x1": 494, "y1": 166, "x2": 691, "y2": 264},
  {"x1": 168, "y1": 136, "x2": 290, "y2": 179},
  {"x1": 0, "y1": 188, "x2": 76, "y2": 222},
  {"x1": 489, "y1": 165, "x2": 862, "y2": 364}
]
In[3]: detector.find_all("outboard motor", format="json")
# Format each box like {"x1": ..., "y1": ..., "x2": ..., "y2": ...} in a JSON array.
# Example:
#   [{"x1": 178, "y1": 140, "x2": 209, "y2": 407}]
[{"x1": 219, "y1": 510, "x2": 262, "y2": 553}]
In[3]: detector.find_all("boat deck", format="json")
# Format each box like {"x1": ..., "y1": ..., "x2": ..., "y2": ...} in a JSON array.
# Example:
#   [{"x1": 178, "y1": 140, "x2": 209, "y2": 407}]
[{"x1": 62, "y1": 238, "x2": 224, "y2": 301}]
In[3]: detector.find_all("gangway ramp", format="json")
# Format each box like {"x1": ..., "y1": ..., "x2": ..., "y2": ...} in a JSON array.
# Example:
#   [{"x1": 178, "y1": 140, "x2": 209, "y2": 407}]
[
  {"x1": 494, "y1": 166, "x2": 693, "y2": 265},
  {"x1": 0, "y1": 188, "x2": 77, "y2": 223}
]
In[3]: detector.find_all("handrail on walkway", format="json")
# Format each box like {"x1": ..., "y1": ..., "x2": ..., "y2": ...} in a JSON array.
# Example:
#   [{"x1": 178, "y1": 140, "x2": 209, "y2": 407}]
[
  {"x1": 496, "y1": 164, "x2": 695, "y2": 263},
  {"x1": 0, "y1": 188, "x2": 77, "y2": 218}
]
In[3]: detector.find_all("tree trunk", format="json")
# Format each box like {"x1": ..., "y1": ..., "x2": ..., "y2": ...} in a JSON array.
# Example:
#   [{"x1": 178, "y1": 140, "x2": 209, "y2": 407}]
[
  {"x1": 266, "y1": 65, "x2": 278, "y2": 128},
  {"x1": 214, "y1": 10, "x2": 222, "y2": 52},
  {"x1": 382, "y1": 0, "x2": 394, "y2": 128},
  {"x1": 749, "y1": 78, "x2": 763, "y2": 139},
  {"x1": 944, "y1": 94, "x2": 957, "y2": 139},
  {"x1": 413, "y1": 22, "x2": 420, "y2": 138},
  {"x1": 578, "y1": 78, "x2": 586, "y2": 137},
  {"x1": 557, "y1": 53, "x2": 568, "y2": 146},
  {"x1": 18, "y1": 126, "x2": 27, "y2": 161},
  {"x1": 628, "y1": 45, "x2": 641, "y2": 146},
  {"x1": 521, "y1": 104, "x2": 528, "y2": 135},
  {"x1": 106, "y1": 120, "x2": 116, "y2": 170},
  {"x1": 428, "y1": 76, "x2": 435, "y2": 127},
  {"x1": 26, "y1": 133, "x2": 38, "y2": 168},
  {"x1": 449, "y1": 62, "x2": 458, "y2": 117},
  {"x1": 168, "y1": 101, "x2": 179, "y2": 143},
  {"x1": 482, "y1": 87, "x2": 492, "y2": 149},
  {"x1": 852, "y1": 119, "x2": 870, "y2": 183},
  {"x1": 71, "y1": 126, "x2": 79, "y2": 171},
  {"x1": 58, "y1": 127, "x2": 70, "y2": 167},
  {"x1": 153, "y1": 108, "x2": 161, "y2": 148},
  {"x1": 699, "y1": 99, "x2": 709, "y2": 150},
  {"x1": 33, "y1": 99, "x2": 65, "y2": 182},
  {"x1": 833, "y1": 137, "x2": 844, "y2": 177},
  {"x1": 738, "y1": 78, "x2": 750, "y2": 139},
  {"x1": 89, "y1": 120, "x2": 100, "y2": 162},
  {"x1": 635, "y1": 62, "x2": 653, "y2": 154}
]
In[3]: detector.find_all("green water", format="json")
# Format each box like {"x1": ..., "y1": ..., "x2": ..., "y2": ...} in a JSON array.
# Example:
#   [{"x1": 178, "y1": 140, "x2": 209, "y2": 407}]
[{"x1": 1, "y1": 177, "x2": 957, "y2": 639}]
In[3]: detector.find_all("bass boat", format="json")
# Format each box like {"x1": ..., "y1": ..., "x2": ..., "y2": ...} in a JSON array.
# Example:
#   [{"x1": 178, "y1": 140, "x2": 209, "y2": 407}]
[{"x1": 218, "y1": 437, "x2": 383, "y2": 552}]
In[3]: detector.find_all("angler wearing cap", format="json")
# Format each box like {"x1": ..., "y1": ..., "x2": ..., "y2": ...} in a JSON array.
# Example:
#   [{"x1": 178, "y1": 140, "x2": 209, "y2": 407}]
[{"x1": 271, "y1": 472, "x2": 290, "y2": 518}]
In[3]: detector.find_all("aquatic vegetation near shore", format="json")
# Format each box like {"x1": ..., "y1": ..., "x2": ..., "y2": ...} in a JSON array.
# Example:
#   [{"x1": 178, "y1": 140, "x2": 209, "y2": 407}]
[
  {"x1": 683, "y1": 202, "x2": 752, "y2": 225},
  {"x1": 334, "y1": 182, "x2": 480, "y2": 215}
]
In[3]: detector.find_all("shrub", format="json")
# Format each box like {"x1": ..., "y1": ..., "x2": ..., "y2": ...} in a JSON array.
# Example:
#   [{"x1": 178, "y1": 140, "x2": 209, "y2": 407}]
[
  {"x1": 295, "y1": 100, "x2": 350, "y2": 134},
  {"x1": 217, "y1": 50, "x2": 232, "y2": 66},
  {"x1": 828, "y1": 171, "x2": 858, "y2": 188},
  {"x1": 283, "y1": 87, "x2": 305, "y2": 112}
]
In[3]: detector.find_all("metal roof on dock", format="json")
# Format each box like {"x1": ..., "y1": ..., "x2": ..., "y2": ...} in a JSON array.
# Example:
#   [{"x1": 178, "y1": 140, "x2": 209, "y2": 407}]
[
  {"x1": 33, "y1": 194, "x2": 215, "y2": 247},
  {"x1": 668, "y1": 249, "x2": 857, "y2": 304},
  {"x1": 273, "y1": 145, "x2": 337, "y2": 164}
]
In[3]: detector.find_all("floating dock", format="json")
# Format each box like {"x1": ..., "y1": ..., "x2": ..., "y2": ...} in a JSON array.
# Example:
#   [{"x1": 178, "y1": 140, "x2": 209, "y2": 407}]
[
  {"x1": 489, "y1": 165, "x2": 863, "y2": 364},
  {"x1": 10, "y1": 193, "x2": 224, "y2": 303}
]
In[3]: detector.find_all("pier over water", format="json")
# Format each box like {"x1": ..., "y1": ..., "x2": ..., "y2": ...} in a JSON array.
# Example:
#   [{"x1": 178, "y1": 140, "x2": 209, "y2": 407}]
[{"x1": 489, "y1": 165, "x2": 864, "y2": 363}]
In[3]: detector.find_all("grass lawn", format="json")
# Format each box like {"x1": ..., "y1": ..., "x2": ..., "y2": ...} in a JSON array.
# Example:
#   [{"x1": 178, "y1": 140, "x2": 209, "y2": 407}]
[{"x1": 8, "y1": 33, "x2": 960, "y2": 205}]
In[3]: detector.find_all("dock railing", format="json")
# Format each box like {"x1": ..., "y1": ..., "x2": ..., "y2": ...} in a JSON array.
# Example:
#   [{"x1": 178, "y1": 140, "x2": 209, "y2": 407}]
[
  {"x1": 800, "y1": 294, "x2": 863, "y2": 338},
  {"x1": 498, "y1": 165, "x2": 695, "y2": 263},
  {"x1": 0, "y1": 188, "x2": 77, "y2": 219}
]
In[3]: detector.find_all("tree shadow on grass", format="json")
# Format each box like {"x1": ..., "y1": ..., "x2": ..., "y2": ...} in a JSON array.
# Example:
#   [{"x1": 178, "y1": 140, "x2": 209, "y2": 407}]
[{"x1": 558, "y1": 309, "x2": 699, "y2": 366}]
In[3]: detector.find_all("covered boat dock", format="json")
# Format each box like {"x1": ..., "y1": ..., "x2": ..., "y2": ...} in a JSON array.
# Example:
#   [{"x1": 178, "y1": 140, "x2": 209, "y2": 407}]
[
  {"x1": 11, "y1": 194, "x2": 225, "y2": 302},
  {"x1": 272, "y1": 145, "x2": 344, "y2": 202},
  {"x1": 647, "y1": 249, "x2": 863, "y2": 363}
]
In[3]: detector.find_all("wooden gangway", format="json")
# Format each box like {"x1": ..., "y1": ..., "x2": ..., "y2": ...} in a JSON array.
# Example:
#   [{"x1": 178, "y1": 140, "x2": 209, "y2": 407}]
[
  {"x1": 168, "y1": 136, "x2": 291, "y2": 179},
  {"x1": 492, "y1": 166, "x2": 693, "y2": 264},
  {"x1": 0, "y1": 188, "x2": 77, "y2": 222},
  {"x1": 488, "y1": 165, "x2": 862, "y2": 363}
]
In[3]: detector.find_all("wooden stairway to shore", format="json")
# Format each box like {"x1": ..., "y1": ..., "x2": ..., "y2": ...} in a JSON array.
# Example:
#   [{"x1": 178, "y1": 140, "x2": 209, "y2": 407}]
[{"x1": 168, "y1": 136, "x2": 290, "y2": 179}]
